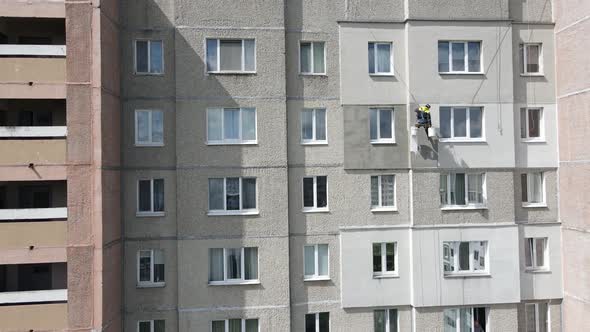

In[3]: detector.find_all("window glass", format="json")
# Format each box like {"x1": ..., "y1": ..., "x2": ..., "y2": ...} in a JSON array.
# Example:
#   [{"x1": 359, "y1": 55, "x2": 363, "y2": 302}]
[
  {"x1": 444, "y1": 309, "x2": 457, "y2": 332},
  {"x1": 368, "y1": 43, "x2": 375, "y2": 74},
  {"x1": 535, "y1": 238, "x2": 545, "y2": 267},
  {"x1": 206, "y1": 39, "x2": 218, "y2": 72},
  {"x1": 304, "y1": 245, "x2": 315, "y2": 276},
  {"x1": 453, "y1": 108, "x2": 467, "y2": 137},
  {"x1": 138, "y1": 321, "x2": 151, "y2": 332},
  {"x1": 139, "y1": 251, "x2": 151, "y2": 282},
  {"x1": 245, "y1": 319, "x2": 259, "y2": 332},
  {"x1": 303, "y1": 178, "x2": 314, "y2": 208},
  {"x1": 207, "y1": 108, "x2": 223, "y2": 142},
  {"x1": 467, "y1": 42, "x2": 480, "y2": 72},
  {"x1": 458, "y1": 242, "x2": 470, "y2": 271},
  {"x1": 376, "y1": 43, "x2": 391, "y2": 73},
  {"x1": 154, "y1": 320, "x2": 165, "y2": 332},
  {"x1": 153, "y1": 179, "x2": 164, "y2": 212},
  {"x1": 150, "y1": 40, "x2": 163, "y2": 74},
  {"x1": 225, "y1": 178, "x2": 240, "y2": 210},
  {"x1": 538, "y1": 303, "x2": 548, "y2": 332},
  {"x1": 228, "y1": 319, "x2": 241, "y2": 332},
  {"x1": 526, "y1": 45, "x2": 540, "y2": 73},
  {"x1": 451, "y1": 43, "x2": 465, "y2": 72},
  {"x1": 460, "y1": 308, "x2": 472, "y2": 331},
  {"x1": 381, "y1": 175, "x2": 395, "y2": 207},
  {"x1": 315, "y1": 109, "x2": 326, "y2": 141},
  {"x1": 209, "y1": 248, "x2": 224, "y2": 281},
  {"x1": 369, "y1": 109, "x2": 378, "y2": 140},
  {"x1": 300, "y1": 42, "x2": 312, "y2": 73},
  {"x1": 241, "y1": 178, "x2": 256, "y2": 210},
  {"x1": 318, "y1": 244, "x2": 329, "y2": 276},
  {"x1": 386, "y1": 243, "x2": 395, "y2": 271},
  {"x1": 305, "y1": 314, "x2": 315, "y2": 332},
  {"x1": 379, "y1": 109, "x2": 392, "y2": 139},
  {"x1": 389, "y1": 309, "x2": 398, "y2": 332},
  {"x1": 136, "y1": 111, "x2": 150, "y2": 143},
  {"x1": 440, "y1": 107, "x2": 451, "y2": 138},
  {"x1": 242, "y1": 108, "x2": 256, "y2": 141},
  {"x1": 372, "y1": 243, "x2": 381, "y2": 273},
  {"x1": 313, "y1": 42, "x2": 325, "y2": 73},
  {"x1": 318, "y1": 312, "x2": 329, "y2": 332},
  {"x1": 438, "y1": 41, "x2": 449, "y2": 72},
  {"x1": 302, "y1": 110, "x2": 313, "y2": 140},
  {"x1": 316, "y1": 176, "x2": 327, "y2": 208},
  {"x1": 208, "y1": 179, "x2": 224, "y2": 210},
  {"x1": 136, "y1": 41, "x2": 148, "y2": 73},
  {"x1": 244, "y1": 247, "x2": 258, "y2": 280},
  {"x1": 152, "y1": 111, "x2": 164, "y2": 143},
  {"x1": 211, "y1": 321, "x2": 225, "y2": 332},
  {"x1": 220, "y1": 40, "x2": 242, "y2": 71},
  {"x1": 226, "y1": 248, "x2": 241, "y2": 279},
  {"x1": 224, "y1": 108, "x2": 240, "y2": 140},
  {"x1": 528, "y1": 109, "x2": 540, "y2": 138},
  {"x1": 138, "y1": 180, "x2": 151, "y2": 212},
  {"x1": 374, "y1": 310, "x2": 386, "y2": 332},
  {"x1": 469, "y1": 108, "x2": 482, "y2": 138},
  {"x1": 525, "y1": 238, "x2": 533, "y2": 267},
  {"x1": 525, "y1": 304, "x2": 536, "y2": 332},
  {"x1": 154, "y1": 250, "x2": 165, "y2": 282},
  {"x1": 371, "y1": 176, "x2": 380, "y2": 207},
  {"x1": 244, "y1": 39, "x2": 256, "y2": 71}
]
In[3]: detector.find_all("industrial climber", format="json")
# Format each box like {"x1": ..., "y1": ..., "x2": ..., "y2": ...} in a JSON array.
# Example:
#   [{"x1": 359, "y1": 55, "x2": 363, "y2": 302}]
[{"x1": 415, "y1": 104, "x2": 432, "y2": 133}]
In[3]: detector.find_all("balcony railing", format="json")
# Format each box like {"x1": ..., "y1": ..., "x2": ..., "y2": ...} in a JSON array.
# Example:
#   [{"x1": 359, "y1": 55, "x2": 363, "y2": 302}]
[
  {"x1": 0, "y1": 207, "x2": 67, "y2": 220},
  {"x1": 0, "y1": 126, "x2": 66, "y2": 137},
  {"x1": 0, "y1": 289, "x2": 67, "y2": 304},
  {"x1": 0, "y1": 44, "x2": 66, "y2": 57}
]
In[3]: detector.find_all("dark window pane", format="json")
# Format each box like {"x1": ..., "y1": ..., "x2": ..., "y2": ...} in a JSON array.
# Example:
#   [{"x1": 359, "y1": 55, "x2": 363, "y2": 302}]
[
  {"x1": 379, "y1": 109, "x2": 392, "y2": 139},
  {"x1": 226, "y1": 178, "x2": 240, "y2": 210},
  {"x1": 453, "y1": 108, "x2": 467, "y2": 137},
  {"x1": 386, "y1": 243, "x2": 395, "y2": 271},
  {"x1": 139, "y1": 321, "x2": 151, "y2": 332},
  {"x1": 459, "y1": 242, "x2": 470, "y2": 270},
  {"x1": 211, "y1": 321, "x2": 225, "y2": 332},
  {"x1": 389, "y1": 309, "x2": 398, "y2": 332},
  {"x1": 136, "y1": 41, "x2": 148, "y2": 73},
  {"x1": 526, "y1": 45, "x2": 540, "y2": 73},
  {"x1": 244, "y1": 247, "x2": 258, "y2": 280},
  {"x1": 138, "y1": 180, "x2": 151, "y2": 212},
  {"x1": 469, "y1": 108, "x2": 482, "y2": 138},
  {"x1": 226, "y1": 248, "x2": 241, "y2": 279},
  {"x1": 368, "y1": 43, "x2": 375, "y2": 74},
  {"x1": 528, "y1": 109, "x2": 540, "y2": 138},
  {"x1": 220, "y1": 40, "x2": 242, "y2": 71},
  {"x1": 303, "y1": 178, "x2": 314, "y2": 207},
  {"x1": 300, "y1": 42, "x2": 312, "y2": 73},
  {"x1": 153, "y1": 179, "x2": 164, "y2": 212},
  {"x1": 453, "y1": 174, "x2": 466, "y2": 205},
  {"x1": 208, "y1": 179, "x2": 224, "y2": 210},
  {"x1": 520, "y1": 109, "x2": 527, "y2": 138},
  {"x1": 206, "y1": 39, "x2": 218, "y2": 72},
  {"x1": 139, "y1": 253, "x2": 151, "y2": 282},
  {"x1": 468, "y1": 42, "x2": 481, "y2": 72},
  {"x1": 305, "y1": 314, "x2": 316, "y2": 332},
  {"x1": 154, "y1": 263, "x2": 165, "y2": 282},
  {"x1": 370, "y1": 109, "x2": 378, "y2": 140},
  {"x1": 150, "y1": 40, "x2": 163, "y2": 74},
  {"x1": 242, "y1": 178, "x2": 256, "y2": 210},
  {"x1": 373, "y1": 243, "x2": 382, "y2": 273},
  {"x1": 521, "y1": 174, "x2": 528, "y2": 202},
  {"x1": 374, "y1": 310, "x2": 386, "y2": 332},
  {"x1": 245, "y1": 319, "x2": 259, "y2": 332},
  {"x1": 228, "y1": 319, "x2": 241, "y2": 332},
  {"x1": 319, "y1": 312, "x2": 329, "y2": 332},
  {"x1": 316, "y1": 176, "x2": 327, "y2": 208},
  {"x1": 154, "y1": 320, "x2": 165, "y2": 332},
  {"x1": 438, "y1": 41, "x2": 449, "y2": 72},
  {"x1": 371, "y1": 176, "x2": 379, "y2": 207},
  {"x1": 440, "y1": 107, "x2": 451, "y2": 138},
  {"x1": 315, "y1": 109, "x2": 326, "y2": 141},
  {"x1": 302, "y1": 110, "x2": 313, "y2": 140}
]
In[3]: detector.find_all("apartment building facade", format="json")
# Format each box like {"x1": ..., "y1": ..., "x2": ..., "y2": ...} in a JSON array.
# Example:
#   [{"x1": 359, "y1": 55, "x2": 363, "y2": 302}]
[{"x1": 0, "y1": 0, "x2": 582, "y2": 331}]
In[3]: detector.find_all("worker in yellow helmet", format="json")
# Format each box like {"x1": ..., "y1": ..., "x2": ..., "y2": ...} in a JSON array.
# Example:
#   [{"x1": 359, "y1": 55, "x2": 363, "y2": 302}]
[{"x1": 415, "y1": 104, "x2": 432, "y2": 131}]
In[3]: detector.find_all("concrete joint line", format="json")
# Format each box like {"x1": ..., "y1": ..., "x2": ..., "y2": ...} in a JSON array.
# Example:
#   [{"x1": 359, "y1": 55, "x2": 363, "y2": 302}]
[
  {"x1": 176, "y1": 25, "x2": 285, "y2": 31},
  {"x1": 179, "y1": 304, "x2": 289, "y2": 313},
  {"x1": 292, "y1": 300, "x2": 341, "y2": 307}
]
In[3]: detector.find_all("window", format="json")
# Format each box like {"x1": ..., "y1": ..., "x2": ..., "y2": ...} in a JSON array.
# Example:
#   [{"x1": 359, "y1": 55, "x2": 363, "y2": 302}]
[
  {"x1": 520, "y1": 108, "x2": 543, "y2": 140},
  {"x1": 206, "y1": 39, "x2": 255, "y2": 73},
  {"x1": 373, "y1": 242, "x2": 397, "y2": 277},
  {"x1": 301, "y1": 108, "x2": 327, "y2": 144},
  {"x1": 207, "y1": 108, "x2": 257, "y2": 144},
  {"x1": 369, "y1": 108, "x2": 395, "y2": 143},
  {"x1": 135, "y1": 40, "x2": 163, "y2": 74},
  {"x1": 371, "y1": 175, "x2": 396, "y2": 210},
  {"x1": 444, "y1": 307, "x2": 487, "y2": 332},
  {"x1": 211, "y1": 319, "x2": 259, "y2": 332},
  {"x1": 300, "y1": 41, "x2": 325, "y2": 74},
  {"x1": 438, "y1": 41, "x2": 482, "y2": 73},
  {"x1": 208, "y1": 177, "x2": 257, "y2": 215},
  {"x1": 137, "y1": 249, "x2": 165, "y2": 286},
  {"x1": 520, "y1": 44, "x2": 542, "y2": 75},
  {"x1": 305, "y1": 312, "x2": 329, "y2": 332},
  {"x1": 18, "y1": 185, "x2": 50, "y2": 208},
  {"x1": 374, "y1": 309, "x2": 398, "y2": 332},
  {"x1": 209, "y1": 247, "x2": 258, "y2": 284},
  {"x1": 443, "y1": 241, "x2": 488, "y2": 275},
  {"x1": 135, "y1": 110, "x2": 164, "y2": 146},
  {"x1": 368, "y1": 42, "x2": 393, "y2": 75},
  {"x1": 525, "y1": 238, "x2": 548, "y2": 271},
  {"x1": 440, "y1": 173, "x2": 485, "y2": 208},
  {"x1": 525, "y1": 303, "x2": 548, "y2": 332},
  {"x1": 137, "y1": 179, "x2": 165, "y2": 215},
  {"x1": 521, "y1": 172, "x2": 545, "y2": 206},
  {"x1": 439, "y1": 107, "x2": 483, "y2": 140},
  {"x1": 304, "y1": 244, "x2": 329, "y2": 280},
  {"x1": 138, "y1": 320, "x2": 165, "y2": 332},
  {"x1": 302, "y1": 176, "x2": 328, "y2": 212}
]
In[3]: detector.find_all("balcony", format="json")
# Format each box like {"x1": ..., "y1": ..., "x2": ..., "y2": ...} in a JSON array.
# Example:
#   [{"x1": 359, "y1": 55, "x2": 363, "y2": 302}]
[
  {"x1": 0, "y1": 303, "x2": 67, "y2": 330},
  {"x1": 0, "y1": 180, "x2": 67, "y2": 221},
  {"x1": 0, "y1": 262, "x2": 67, "y2": 304}
]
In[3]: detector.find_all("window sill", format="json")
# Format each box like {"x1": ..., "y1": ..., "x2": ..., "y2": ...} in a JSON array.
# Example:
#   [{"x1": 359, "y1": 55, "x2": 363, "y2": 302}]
[
  {"x1": 441, "y1": 205, "x2": 487, "y2": 211},
  {"x1": 136, "y1": 211, "x2": 166, "y2": 217},
  {"x1": 524, "y1": 268, "x2": 551, "y2": 274},
  {"x1": 439, "y1": 139, "x2": 486, "y2": 143},
  {"x1": 137, "y1": 282, "x2": 166, "y2": 288},
  {"x1": 206, "y1": 141, "x2": 258, "y2": 146},
  {"x1": 208, "y1": 280, "x2": 261, "y2": 286},
  {"x1": 373, "y1": 273, "x2": 399, "y2": 279},
  {"x1": 208, "y1": 210, "x2": 259, "y2": 216},
  {"x1": 134, "y1": 143, "x2": 165, "y2": 147},
  {"x1": 369, "y1": 73, "x2": 394, "y2": 77},
  {"x1": 521, "y1": 138, "x2": 546, "y2": 143},
  {"x1": 439, "y1": 72, "x2": 484, "y2": 75},
  {"x1": 207, "y1": 71, "x2": 257, "y2": 75},
  {"x1": 370, "y1": 140, "x2": 396, "y2": 145},
  {"x1": 444, "y1": 272, "x2": 490, "y2": 278},
  {"x1": 371, "y1": 207, "x2": 398, "y2": 212},
  {"x1": 301, "y1": 141, "x2": 328, "y2": 146},
  {"x1": 522, "y1": 203, "x2": 547, "y2": 208},
  {"x1": 520, "y1": 73, "x2": 544, "y2": 77},
  {"x1": 302, "y1": 207, "x2": 330, "y2": 213},
  {"x1": 300, "y1": 73, "x2": 327, "y2": 77},
  {"x1": 304, "y1": 276, "x2": 331, "y2": 282}
]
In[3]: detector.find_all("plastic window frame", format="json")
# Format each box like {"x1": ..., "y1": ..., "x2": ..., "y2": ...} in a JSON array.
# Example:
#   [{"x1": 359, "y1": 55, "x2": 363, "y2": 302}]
[
  {"x1": 370, "y1": 175, "x2": 397, "y2": 211},
  {"x1": 208, "y1": 247, "x2": 260, "y2": 285},
  {"x1": 207, "y1": 177, "x2": 259, "y2": 215},
  {"x1": 520, "y1": 43, "x2": 544, "y2": 75},
  {"x1": 136, "y1": 249, "x2": 165, "y2": 287},
  {"x1": 206, "y1": 38, "x2": 257, "y2": 74},
  {"x1": 135, "y1": 110, "x2": 164, "y2": 147},
  {"x1": 520, "y1": 107, "x2": 545, "y2": 142},
  {"x1": 299, "y1": 41, "x2": 327, "y2": 75},
  {"x1": 300, "y1": 108, "x2": 328, "y2": 145},
  {"x1": 134, "y1": 39, "x2": 164, "y2": 75},
  {"x1": 136, "y1": 178, "x2": 165, "y2": 216},
  {"x1": 206, "y1": 108, "x2": 258, "y2": 145},
  {"x1": 440, "y1": 173, "x2": 487, "y2": 208},
  {"x1": 443, "y1": 241, "x2": 489, "y2": 276},
  {"x1": 373, "y1": 242, "x2": 398, "y2": 277},
  {"x1": 439, "y1": 40, "x2": 483, "y2": 74},
  {"x1": 301, "y1": 176, "x2": 329, "y2": 212},
  {"x1": 525, "y1": 237, "x2": 549, "y2": 271},
  {"x1": 369, "y1": 108, "x2": 395, "y2": 144},
  {"x1": 368, "y1": 42, "x2": 394, "y2": 76},
  {"x1": 303, "y1": 244, "x2": 330, "y2": 281},
  {"x1": 439, "y1": 106, "x2": 485, "y2": 142}
]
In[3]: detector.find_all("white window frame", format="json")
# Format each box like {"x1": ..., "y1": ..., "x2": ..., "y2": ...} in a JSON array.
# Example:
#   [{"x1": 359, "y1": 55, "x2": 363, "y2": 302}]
[
  {"x1": 137, "y1": 320, "x2": 165, "y2": 332},
  {"x1": 370, "y1": 175, "x2": 397, "y2": 211},
  {"x1": 300, "y1": 108, "x2": 328, "y2": 145},
  {"x1": 134, "y1": 39, "x2": 164, "y2": 75},
  {"x1": 210, "y1": 318, "x2": 259, "y2": 332},
  {"x1": 299, "y1": 41, "x2": 326, "y2": 75},
  {"x1": 520, "y1": 107, "x2": 545, "y2": 142},
  {"x1": 439, "y1": 41, "x2": 483, "y2": 74},
  {"x1": 305, "y1": 312, "x2": 330, "y2": 332},
  {"x1": 373, "y1": 242, "x2": 398, "y2": 278},
  {"x1": 443, "y1": 241, "x2": 489, "y2": 276},
  {"x1": 374, "y1": 309, "x2": 399, "y2": 332},
  {"x1": 444, "y1": 307, "x2": 489, "y2": 332},
  {"x1": 302, "y1": 176, "x2": 329, "y2": 213},
  {"x1": 440, "y1": 173, "x2": 487, "y2": 209},
  {"x1": 369, "y1": 108, "x2": 395, "y2": 144},
  {"x1": 525, "y1": 303, "x2": 550, "y2": 332},
  {"x1": 525, "y1": 237, "x2": 549, "y2": 271},
  {"x1": 207, "y1": 177, "x2": 258, "y2": 216},
  {"x1": 136, "y1": 178, "x2": 165, "y2": 217},
  {"x1": 303, "y1": 244, "x2": 330, "y2": 281},
  {"x1": 206, "y1": 108, "x2": 258, "y2": 145},
  {"x1": 368, "y1": 42, "x2": 394, "y2": 76},
  {"x1": 439, "y1": 106, "x2": 485, "y2": 142},
  {"x1": 135, "y1": 110, "x2": 164, "y2": 147},
  {"x1": 521, "y1": 43, "x2": 543, "y2": 75},
  {"x1": 208, "y1": 247, "x2": 260, "y2": 286},
  {"x1": 206, "y1": 38, "x2": 257, "y2": 74},
  {"x1": 137, "y1": 249, "x2": 165, "y2": 287},
  {"x1": 522, "y1": 172, "x2": 546, "y2": 207}
]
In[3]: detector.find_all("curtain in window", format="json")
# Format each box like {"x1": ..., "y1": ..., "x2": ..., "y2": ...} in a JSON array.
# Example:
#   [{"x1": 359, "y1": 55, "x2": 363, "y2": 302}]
[
  {"x1": 136, "y1": 41, "x2": 148, "y2": 73},
  {"x1": 376, "y1": 44, "x2": 391, "y2": 73},
  {"x1": 526, "y1": 45, "x2": 540, "y2": 73},
  {"x1": 228, "y1": 319, "x2": 241, "y2": 332},
  {"x1": 244, "y1": 247, "x2": 258, "y2": 280},
  {"x1": 304, "y1": 245, "x2": 315, "y2": 276},
  {"x1": 300, "y1": 42, "x2": 312, "y2": 73},
  {"x1": 224, "y1": 108, "x2": 240, "y2": 140},
  {"x1": 316, "y1": 176, "x2": 327, "y2": 208},
  {"x1": 469, "y1": 107, "x2": 482, "y2": 138},
  {"x1": 535, "y1": 238, "x2": 545, "y2": 267},
  {"x1": 211, "y1": 321, "x2": 225, "y2": 332},
  {"x1": 373, "y1": 243, "x2": 382, "y2": 272},
  {"x1": 301, "y1": 110, "x2": 314, "y2": 140},
  {"x1": 139, "y1": 251, "x2": 151, "y2": 282},
  {"x1": 319, "y1": 312, "x2": 329, "y2": 332},
  {"x1": 374, "y1": 310, "x2": 386, "y2": 332},
  {"x1": 467, "y1": 174, "x2": 481, "y2": 204},
  {"x1": 379, "y1": 109, "x2": 392, "y2": 139},
  {"x1": 313, "y1": 42, "x2": 325, "y2": 73},
  {"x1": 440, "y1": 107, "x2": 451, "y2": 138},
  {"x1": 389, "y1": 309, "x2": 398, "y2": 332},
  {"x1": 150, "y1": 40, "x2": 163, "y2": 74},
  {"x1": 206, "y1": 39, "x2": 218, "y2": 72},
  {"x1": 371, "y1": 176, "x2": 380, "y2": 207},
  {"x1": 138, "y1": 180, "x2": 151, "y2": 212},
  {"x1": 386, "y1": 243, "x2": 395, "y2": 271},
  {"x1": 443, "y1": 309, "x2": 457, "y2": 332},
  {"x1": 207, "y1": 108, "x2": 223, "y2": 142},
  {"x1": 244, "y1": 39, "x2": 256, "y2": 71},
  {"x1": 438, "y1": 42, "x2": 449, "y2": 72},
  {"x1": 226, "y1": 178, "x2": 240, "y2": 210},
  {"x1": 138, "y1": 321, "x2": 151, "y2": 332},
  {"x1": 136, "y1": 111, "x2": 150, "y2": 143},
  {"x1": 460, "y1": 308, "x2": 473, "y2": 332},
  {"x1": 467, "y1": 42, "x2": 481, "y2": 72},
  {"x1": 242, "y1": 108, "x2": 256, "y2": 141},
  {"x1": 226, "y1": 248, "x2": 241, "y2": 279},
  {"x1": 525, "y1": 304, "x2": 536, "y2": 332},
  {"x1": 370, "y1": 109, "x2": 378, "y2": 140},
  {"x1": 152, "y1": 111, "x2": 164, "y2": 143},
  {"x1": 451, "y1": 43, "x2": 465, "y2": 71},
  {"x1": 245, "y1": 319, "x2": 259, "y2": 332},
  {"x1": 452, "y1": 174, "x2": 465, "y2": 205},
  {"x1": 305, "y1": 314, "x2": 315, "y2": 332},
  {"x1": 303, "y1": 178, "x2": 314, "y2": 207},
  {"x1": 153, "y1": 250, "x2": 165, "y2": 282},
  {"x1": 209, "y1": 248, "x2": 224, "y2": 281},
  {"x1": 315, "y1": 109, "x2": 326, "y2": 140},
  {"x1": 440, "y1": 174, "x2": 449, "y2": 205},
  {"x1": 458, "y1": 242, "x2": 470, "y2": 271},
  {"x1": 381, "y1": 175, "x2": 395, "y2": 206},
  {"x1": 154, "y1": 320, "x2": 165, "y2": 332},
  {"x1": 241, "y1": 178, "x2": 256, "y2": 210},
  {"x1": 453, "y1": 108, "x2": 467, "y2": 137},
  {"x1": 220, "y1": 40, "x2": 242, "y2": 71},
  {"x1": 368, "y1": 43, "x2": 375, "y2": 74},
  {"x1": 528, "y1": 109, "x2": 540, "y2": 138},
  {"x1": 529, "y1": 173, "x2": 543, "y2": 203},
  {"x1": 153, "y1": 179, "x2": 164, "y2": 212},
  {"x1": 318, "y1": 244, "x2": 329, "y2": 276},
  {"x1": 208, "y1": 179, "x2": 224, "y2": 210}
]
